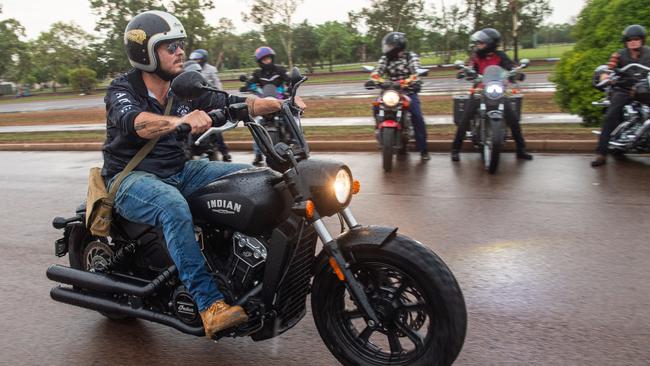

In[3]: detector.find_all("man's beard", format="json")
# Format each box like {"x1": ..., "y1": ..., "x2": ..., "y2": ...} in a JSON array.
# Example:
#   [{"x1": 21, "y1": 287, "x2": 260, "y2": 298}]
[{"x1": 155, "y1": 67, "x2": 180, "y2": 81}]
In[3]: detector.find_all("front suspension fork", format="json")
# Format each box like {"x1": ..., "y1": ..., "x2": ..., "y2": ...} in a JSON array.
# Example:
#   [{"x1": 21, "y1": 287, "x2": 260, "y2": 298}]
[{"x1": 311, "y1": 211, "x2": 382, "y2": 329}]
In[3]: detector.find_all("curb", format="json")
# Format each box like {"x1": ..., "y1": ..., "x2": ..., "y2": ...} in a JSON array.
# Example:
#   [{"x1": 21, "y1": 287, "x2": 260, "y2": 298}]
[{"x1": 0, "y1": 140, "x2": 597, "y2": 153}]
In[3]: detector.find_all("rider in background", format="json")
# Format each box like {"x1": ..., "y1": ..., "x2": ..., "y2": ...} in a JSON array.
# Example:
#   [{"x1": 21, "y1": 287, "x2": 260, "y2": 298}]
[
  {"x1": 451, "y1": 28, "x2": 533, "y2": 162},
  {"x1": 368, "y1": 32, "x2": 430, "y2": 161},
  {"x1": 250, "y1": 46, "x2": 291, "y2": 166},
  {"x1": 592, "y1": 24, "x2": 650, "y2": 167},
  {"x1": 188, "y1": 49, "x2": 231, "y2": 162},
  {"x1": 189, "y1": 49, "x2": 223, "y2": 90}
]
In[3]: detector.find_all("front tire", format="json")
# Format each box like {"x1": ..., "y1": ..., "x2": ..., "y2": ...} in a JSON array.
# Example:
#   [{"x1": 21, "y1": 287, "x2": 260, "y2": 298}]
[
  {"x1": 382, "y1": 129, "x2": 396, "y2": 172},
  {"x1": 311, "y1": 235, "x2": 467, "y2": 366},
  {"x1": 485, "y1": 120, "x2": 503, "y2": 174}
]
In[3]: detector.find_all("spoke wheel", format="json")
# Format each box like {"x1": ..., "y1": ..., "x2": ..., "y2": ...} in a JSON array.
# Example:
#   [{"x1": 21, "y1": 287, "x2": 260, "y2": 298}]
[
  {"x1": 334, "y1": 263, "x2": 431, "y2": 364},
  {"x1": 312, "y1": 235, "x2": 467, "y2": 366}
]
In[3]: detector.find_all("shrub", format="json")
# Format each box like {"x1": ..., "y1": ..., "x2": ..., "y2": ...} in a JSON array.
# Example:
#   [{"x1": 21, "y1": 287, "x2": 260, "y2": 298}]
[{"x1": 68, "y1": 67, "x2": 97, "y2": 94}]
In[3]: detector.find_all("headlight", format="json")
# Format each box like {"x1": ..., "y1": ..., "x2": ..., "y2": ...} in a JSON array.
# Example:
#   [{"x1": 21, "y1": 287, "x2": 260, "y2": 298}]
[
  {"x1": 333, "y1": 168, "x2": 352, "y2": 205},
  {"x1": 382, "y1": 90, "x2": 400, "y2": 107},
  {"x1": 485, "y1": 82, "x2": 505, "y2": 100}
]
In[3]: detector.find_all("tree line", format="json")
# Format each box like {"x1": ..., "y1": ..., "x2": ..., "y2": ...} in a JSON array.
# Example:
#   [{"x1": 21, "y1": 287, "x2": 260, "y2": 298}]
[{"x1": 0, "y1": 0, "x2": 568, "y2": 89}]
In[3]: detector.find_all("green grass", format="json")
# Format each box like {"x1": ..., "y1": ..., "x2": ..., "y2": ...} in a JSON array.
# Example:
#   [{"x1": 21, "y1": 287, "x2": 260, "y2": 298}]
[{"x1": 0, "y1": 123, "x2": 596, "y2": 144}]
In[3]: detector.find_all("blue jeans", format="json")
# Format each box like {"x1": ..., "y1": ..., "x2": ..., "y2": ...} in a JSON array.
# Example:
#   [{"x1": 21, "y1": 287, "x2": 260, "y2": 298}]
[
  {"x1": 109, "y1": 159, "x2": 250, "y2": 312},
  {"x1": 408, "y1": 93, "x2": 428, "y2": 153}
]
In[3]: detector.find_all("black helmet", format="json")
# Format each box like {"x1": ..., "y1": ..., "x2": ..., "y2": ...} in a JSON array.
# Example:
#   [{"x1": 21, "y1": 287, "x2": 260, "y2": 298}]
[
  {"x1": 382, "y1": 32, "x2": 406, "y2": 60},
  {"x1": 622, "y1": 24, "x2": 647, "y2": 44},
  {"x1": 470, "y1": 28, "x2": 501, "y2": 56},
  {"x1": 124, "y1": 10, "x2": 186, "y2": 74}
]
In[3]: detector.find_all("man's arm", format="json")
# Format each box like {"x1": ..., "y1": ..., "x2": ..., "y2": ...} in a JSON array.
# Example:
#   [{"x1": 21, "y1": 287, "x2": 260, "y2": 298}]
[
  {"x1": 132, "y1": 112, "x2": 183, "y2": 139},
  {"x1": 371, "y1": 56, "x2": 388, "y2": 79}
]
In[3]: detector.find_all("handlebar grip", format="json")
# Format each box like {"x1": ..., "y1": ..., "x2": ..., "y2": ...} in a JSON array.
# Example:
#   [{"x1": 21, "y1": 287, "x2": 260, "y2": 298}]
[
  {"x1": 209, "y1": 110, "x2": 227, "y2": 126},
  {"x1": 176, "y1": 123, "x2": 191, "y2": 137}
]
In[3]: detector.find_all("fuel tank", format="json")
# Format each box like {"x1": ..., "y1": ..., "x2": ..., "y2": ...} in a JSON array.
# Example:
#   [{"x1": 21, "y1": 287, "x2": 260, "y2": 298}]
[{"x1": 187, "y1": 167, "x2": 291, "y2": 235}]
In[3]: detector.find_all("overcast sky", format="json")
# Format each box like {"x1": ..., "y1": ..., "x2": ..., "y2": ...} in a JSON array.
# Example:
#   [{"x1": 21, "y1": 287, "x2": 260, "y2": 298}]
[{"x1": 2, "y1": 0, "x2": 586, "y2": 40}]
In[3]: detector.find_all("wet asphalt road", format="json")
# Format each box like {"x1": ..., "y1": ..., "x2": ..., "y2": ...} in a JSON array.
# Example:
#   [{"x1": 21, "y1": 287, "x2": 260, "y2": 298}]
[
  {"x1": 0, "y1": 151, "x2": 649, "y2": 365},
  {"x1": 0, "y1": 74, "x2": 552, "y2": 113}
]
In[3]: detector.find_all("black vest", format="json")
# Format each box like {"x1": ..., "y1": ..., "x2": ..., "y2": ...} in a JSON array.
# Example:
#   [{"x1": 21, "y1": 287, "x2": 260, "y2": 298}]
[{"x1": 617, "y1": 46, "x2": 650, "y2": 67}]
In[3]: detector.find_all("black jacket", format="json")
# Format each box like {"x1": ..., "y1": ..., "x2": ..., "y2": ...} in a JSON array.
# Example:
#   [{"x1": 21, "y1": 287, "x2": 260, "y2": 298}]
[
  {"x1": 251, "y1": 64, "x2": 290, "y2": 87},
  {"x1": 102, "y1": 69, "x2": 246, "y2": 180}
]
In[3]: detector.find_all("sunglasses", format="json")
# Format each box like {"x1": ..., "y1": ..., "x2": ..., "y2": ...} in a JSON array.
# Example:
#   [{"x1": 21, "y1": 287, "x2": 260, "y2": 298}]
[{"x1": 163, "y1": 40, "x2": 185, "y2": 54}]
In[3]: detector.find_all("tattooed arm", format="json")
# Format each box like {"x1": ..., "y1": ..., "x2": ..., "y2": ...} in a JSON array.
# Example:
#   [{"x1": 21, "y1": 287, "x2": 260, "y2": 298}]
[{"x1": 133, "y1": 110, "x2": 212, "y2": 139}]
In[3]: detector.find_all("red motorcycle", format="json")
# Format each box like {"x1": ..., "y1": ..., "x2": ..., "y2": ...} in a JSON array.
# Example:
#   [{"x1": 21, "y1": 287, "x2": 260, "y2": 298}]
[{"x1": 365, "y1": 75, "x2": 419, "y2": 172}]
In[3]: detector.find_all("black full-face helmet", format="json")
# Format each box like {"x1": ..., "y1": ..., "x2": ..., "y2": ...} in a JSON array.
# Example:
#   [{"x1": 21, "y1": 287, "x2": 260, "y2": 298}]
[
  {"x1": 382, "y1": 32, "x2": 407, "y2": 60},
  {"x1": 470, "y1": 28, "x2": 501, "y2": 56},
  {"x1": 622, "y1": 24, "x2": 647, "y2": 46},
  {"x1": 124, "y1": 10, "x2": 186, "y2": 75}
]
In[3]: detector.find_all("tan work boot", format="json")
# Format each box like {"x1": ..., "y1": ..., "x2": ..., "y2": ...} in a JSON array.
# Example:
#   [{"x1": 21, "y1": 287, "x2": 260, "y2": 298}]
[{"x1": 200, "y1": 300, "x2": 248, "y2": 339}]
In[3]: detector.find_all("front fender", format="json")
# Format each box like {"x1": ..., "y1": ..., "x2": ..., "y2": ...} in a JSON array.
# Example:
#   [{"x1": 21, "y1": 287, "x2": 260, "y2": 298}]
[{"x1": 313, "y1": 225, "x2": 398, "y2": 274}]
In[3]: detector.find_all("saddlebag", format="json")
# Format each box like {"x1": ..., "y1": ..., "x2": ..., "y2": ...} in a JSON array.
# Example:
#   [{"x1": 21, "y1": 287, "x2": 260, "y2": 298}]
[{"x1": 85, "y1": 167, "x2": 113, "y2": 237}]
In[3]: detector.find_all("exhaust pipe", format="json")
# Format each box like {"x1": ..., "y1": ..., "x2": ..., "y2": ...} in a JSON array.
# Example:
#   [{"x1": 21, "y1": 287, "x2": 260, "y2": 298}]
[
  {"x1": 46, "y1": 264, "x2": 176, "y2": 297},
  {"x1": 50, "y1": 286, "x2": 204, "y2": 336}
]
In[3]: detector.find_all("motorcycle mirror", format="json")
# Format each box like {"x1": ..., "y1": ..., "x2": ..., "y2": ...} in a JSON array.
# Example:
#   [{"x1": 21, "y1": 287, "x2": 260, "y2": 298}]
[
  {"x1": 362, "y1": 65, "x2": 375, "y2": 72},
  {"x1": 239, "y1": 86, "x2": 248, "y2": 93},
  {"x1": 416, "y1": 67, "x2": 429, "y2": 77},
  {"x1": 171, "y1": 71, "x2": 208, "y2": 100},
  {"x1": 454, "y1": 60, "x2": 465, "y2": 69},
  {"x1": 289, "y1": 67, "x2": 303, "y2": 84},
  {"x1": 519, "y1": 58, "x2": 530, "y2": 68},
  {"x1": 239, "y1": 74, "x2": 248, "y2": 82}
]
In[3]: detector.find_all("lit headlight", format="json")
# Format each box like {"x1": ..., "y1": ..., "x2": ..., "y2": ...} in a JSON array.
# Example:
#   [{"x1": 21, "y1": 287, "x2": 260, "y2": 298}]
[
  {"x1": 382, "y1": 90, "x2": 401, "y2": 107},
  {"x1": 333, "y1": 169, "x2": 353, "y2": 205},
  {"x1": 485, "y1": 82, "x2": 505, "y2": 100}
]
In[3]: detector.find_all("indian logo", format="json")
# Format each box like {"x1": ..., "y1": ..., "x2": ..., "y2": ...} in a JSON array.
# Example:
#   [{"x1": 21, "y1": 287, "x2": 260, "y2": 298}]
[
  {"x1": 126, "y1": 29, "x2": 147, "y2": 45},
  {"x1": 207, "y1": 199, "x2": 242, "y2": 215}
]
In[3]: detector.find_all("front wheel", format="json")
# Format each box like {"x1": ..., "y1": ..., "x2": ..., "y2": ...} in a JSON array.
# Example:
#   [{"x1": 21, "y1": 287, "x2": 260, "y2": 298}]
[
  {"x1": 483, "y1": 120, "x2": 503, "y2": 174},
  {"x1": 382, "y1": 129, "x2": 396, "y2": 172},
  {"x1": 311, "y1": 235, "x2": 467, "y2": 366}
]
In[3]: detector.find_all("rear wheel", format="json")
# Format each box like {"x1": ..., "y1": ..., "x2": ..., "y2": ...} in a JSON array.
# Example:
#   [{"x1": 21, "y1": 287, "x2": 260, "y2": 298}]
[
  {"x1": 77, "y1": 240, "x2": 131, "y2": 321},
  {"x1": 312, "y1": 236, "x2": 467, "y2": 366},
  {"x1": 382, "y1": 129, "x2": 395, "y2": 172}
]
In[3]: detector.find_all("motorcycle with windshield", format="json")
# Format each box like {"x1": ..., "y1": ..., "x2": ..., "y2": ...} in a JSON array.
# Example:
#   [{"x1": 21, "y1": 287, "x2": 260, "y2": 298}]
[
  {"x1": 454, "y1": 59, "x2": 528, "y2": 174},
  {"x1": 46, "y1": 68, "x2": 467, "y2": 366},
  {"x1": 592, "y1": 63, "x2": 650, "y2": 154},
  {"x1": 363, "y1": 66, "x2": 428, "y2": 172}
]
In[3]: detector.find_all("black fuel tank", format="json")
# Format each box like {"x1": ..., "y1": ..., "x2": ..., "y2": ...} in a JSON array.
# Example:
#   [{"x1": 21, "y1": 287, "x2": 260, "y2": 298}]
[{"x1": 187, "y1": 167, "x2": 290, "y2": 235}]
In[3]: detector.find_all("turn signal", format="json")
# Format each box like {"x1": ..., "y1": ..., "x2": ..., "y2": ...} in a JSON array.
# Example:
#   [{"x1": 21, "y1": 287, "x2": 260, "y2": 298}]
[
  {"x1": 511, "y1": 88, "x2": 519, "y2": 94},
  {"x1": 305, "y1": 200, "x2": 315, "y2": 219},
  {"x1": 329, "y1": 257, "x2": 346, "y2": 281},
  {"x1": 352, "y1": 180, "x2": 361, "y2": 195}
]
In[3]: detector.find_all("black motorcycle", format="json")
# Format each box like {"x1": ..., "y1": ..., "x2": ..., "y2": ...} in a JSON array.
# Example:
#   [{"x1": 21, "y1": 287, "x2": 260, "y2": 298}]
[
  {"x1": 47, "y1": 69, "x2": 467, "y2": 366},
  {"x1": 239, "y1": 74, "x2": 293, "y2": 148},
  {"x1": 592, "y1": 63, "x2": 650, "y2": 153},
  {"x1": 454, "y1": 59, "x2": 528, "y2": 174}
]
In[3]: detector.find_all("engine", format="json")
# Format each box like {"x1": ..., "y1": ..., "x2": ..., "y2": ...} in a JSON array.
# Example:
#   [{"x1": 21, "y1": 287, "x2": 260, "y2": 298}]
[{"x1": 226, "y1": 232, "x2": 268, "y2": 295}]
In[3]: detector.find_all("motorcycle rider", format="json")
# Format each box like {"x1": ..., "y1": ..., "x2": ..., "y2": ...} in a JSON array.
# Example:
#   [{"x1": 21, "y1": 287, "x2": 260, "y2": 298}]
[
  {"x1": 187, "y1": 49, "x2": 231, "y2": 162},
  {"x1": 451, "y1": 28, "x2": 533, "y2": 162},
  {"x1": 106, "y1": 10, "x2": 284, "y2": 338},
  {"x1": 592, "y1": 24, "x2": 650, "y2": 167},
  {"x1": 367, "y1": 32, "x2": 430, "y2": 160},
  {"x1": 189, "y1": 48, "x2": 223, "y2": 90},
  {"x1": 249, "y1": 46, "x2": 291, "y2": 166}
]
